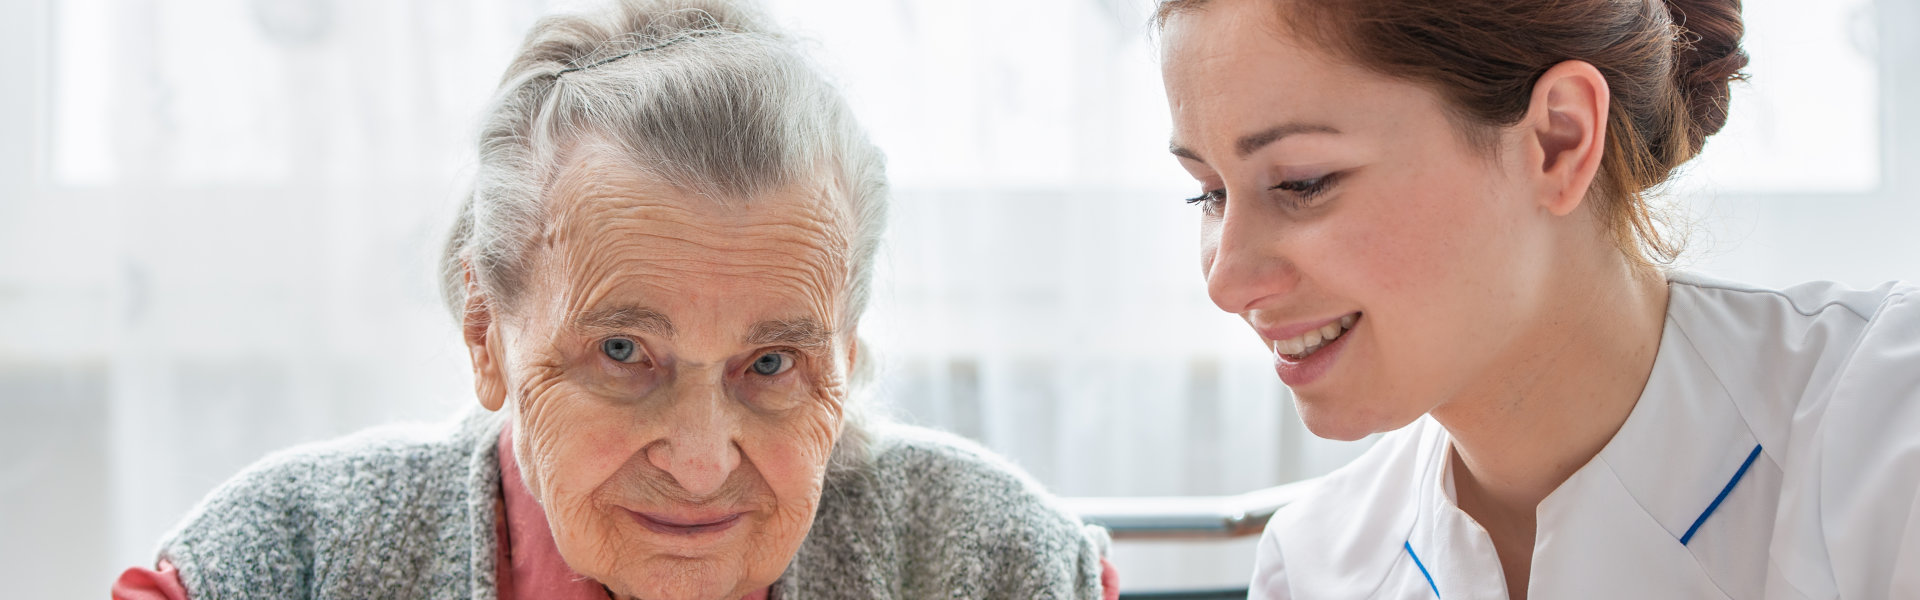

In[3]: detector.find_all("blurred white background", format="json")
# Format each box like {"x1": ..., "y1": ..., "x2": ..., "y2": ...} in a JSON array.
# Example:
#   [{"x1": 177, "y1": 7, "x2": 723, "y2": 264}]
[{"x1": 1, "y1": 0, "x2": 1915, "y2": 597}]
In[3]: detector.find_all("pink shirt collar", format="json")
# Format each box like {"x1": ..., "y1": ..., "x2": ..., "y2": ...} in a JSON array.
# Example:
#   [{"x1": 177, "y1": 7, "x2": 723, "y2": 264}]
[{"x1": 496, "y1": 425, "x2": 771, "y2": 600}]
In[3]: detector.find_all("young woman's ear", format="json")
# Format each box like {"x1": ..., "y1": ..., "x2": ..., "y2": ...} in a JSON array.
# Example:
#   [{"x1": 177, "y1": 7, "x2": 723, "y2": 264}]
[
  {"x1": 462, "y1": 269, "x2": 508, "y2": 412},
  {"x1": 1523, "y1": 60, "x2": 1611, "y2": 217}
]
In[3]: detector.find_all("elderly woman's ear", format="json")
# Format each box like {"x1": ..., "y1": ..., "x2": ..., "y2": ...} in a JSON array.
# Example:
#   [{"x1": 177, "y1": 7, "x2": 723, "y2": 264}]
[
  {"x1": 462, "y1": 267, "x2": 508, "y2": 412},
  {"x1": 845, "y1": 332, "x2": 860, "y2": 380}
]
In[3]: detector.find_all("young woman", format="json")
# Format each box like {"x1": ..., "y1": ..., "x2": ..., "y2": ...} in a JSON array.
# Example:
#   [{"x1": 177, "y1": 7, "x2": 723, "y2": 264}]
[{"x1": 1152, "y1": 0, "x2": 1918, "y2": 598}]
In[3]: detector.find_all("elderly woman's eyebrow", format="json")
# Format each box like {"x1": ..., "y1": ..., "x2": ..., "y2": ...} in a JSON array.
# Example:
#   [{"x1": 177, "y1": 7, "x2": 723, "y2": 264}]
[
  {"x1": 747, "y1": 318, "x2": 834, "y2": 349},
  {"x1": 569, "y1": 305, "x2": 675, "y2": 338}
]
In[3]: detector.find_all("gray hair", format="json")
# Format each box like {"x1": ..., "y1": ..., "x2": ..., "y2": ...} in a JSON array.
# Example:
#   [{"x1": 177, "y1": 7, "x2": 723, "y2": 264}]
[{"x1": 441, "y1": 0, "x2": 887, "y2": 466}]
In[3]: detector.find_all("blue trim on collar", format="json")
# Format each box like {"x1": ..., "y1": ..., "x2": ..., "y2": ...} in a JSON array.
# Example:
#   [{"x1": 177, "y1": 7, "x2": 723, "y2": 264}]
[
  {"x1": 1404, "y1": 540, "x2": 1441, "y2": 598},
  {"x1": 1680, "y1": 444, "x2": 1763, "y2": 545}
]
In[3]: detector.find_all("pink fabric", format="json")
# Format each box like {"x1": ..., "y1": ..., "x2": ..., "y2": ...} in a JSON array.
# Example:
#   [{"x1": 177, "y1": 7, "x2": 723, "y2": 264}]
[
  {"x1": 112, "y1": 559, "x2": 189, "y2": 600},
  {"x1": 1100, "y1": 556, "x2": 1121, "y2": 600}
]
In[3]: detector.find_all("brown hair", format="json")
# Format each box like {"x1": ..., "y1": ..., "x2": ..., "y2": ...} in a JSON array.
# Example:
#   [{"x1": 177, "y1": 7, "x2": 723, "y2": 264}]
[{"x1": 1155, "y1": 0, "x2": 1749, "y2": 265}]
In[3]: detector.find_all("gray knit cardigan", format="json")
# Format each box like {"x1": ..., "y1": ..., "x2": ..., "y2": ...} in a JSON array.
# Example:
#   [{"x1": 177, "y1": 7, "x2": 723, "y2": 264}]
[{"x1": 156, "y1": 409, "x2": 1109, "y2": 599}]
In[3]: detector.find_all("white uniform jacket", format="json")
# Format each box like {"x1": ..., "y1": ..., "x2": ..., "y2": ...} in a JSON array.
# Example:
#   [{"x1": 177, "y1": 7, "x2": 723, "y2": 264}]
[{"x1": 1252, "y1": 273, "x2": 1920, "y2": 599}]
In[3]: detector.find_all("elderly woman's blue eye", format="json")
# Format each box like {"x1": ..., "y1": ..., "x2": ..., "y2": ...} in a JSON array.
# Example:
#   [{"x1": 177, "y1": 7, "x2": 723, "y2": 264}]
[
  {"x1": 602, "y1": 338, "x2": 639, "y2": 363},
  {"x1": 751, "y1": 353, "x2": 791, "y2": 376}
]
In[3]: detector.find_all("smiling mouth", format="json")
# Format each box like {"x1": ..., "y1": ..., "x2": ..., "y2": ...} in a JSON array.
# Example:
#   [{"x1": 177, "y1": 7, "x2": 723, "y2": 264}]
[
  {"x1": 1273, "y1": 313, "x2": 1360, "y2": 361},
  {"x1": 629, "y1": 510, "x2": 745, "y2": 536}
]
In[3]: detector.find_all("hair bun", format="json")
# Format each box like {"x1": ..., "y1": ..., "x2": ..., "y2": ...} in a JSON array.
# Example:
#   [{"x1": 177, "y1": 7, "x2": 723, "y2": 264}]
[
  {"x1": 508, "y1": 0, "x2": 780, "y2": 80},
  {"x1": 1665, "y1": 0, "x2": 1749, "y2": 152}
]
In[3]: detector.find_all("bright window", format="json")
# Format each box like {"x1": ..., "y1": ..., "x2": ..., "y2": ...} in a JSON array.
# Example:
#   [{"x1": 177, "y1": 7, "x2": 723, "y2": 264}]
[{"x1": 4, "y1": 0, "x2": 1913, "y2": 596}]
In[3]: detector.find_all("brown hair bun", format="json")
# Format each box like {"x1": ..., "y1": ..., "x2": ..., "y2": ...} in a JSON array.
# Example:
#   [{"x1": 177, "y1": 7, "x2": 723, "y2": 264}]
[{"x1": 1666, "y1": 0, "x2": 1750, "y2": 157}]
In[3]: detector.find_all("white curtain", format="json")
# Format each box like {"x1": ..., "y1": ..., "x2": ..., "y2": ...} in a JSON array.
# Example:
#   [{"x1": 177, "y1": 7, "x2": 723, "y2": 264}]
[{"x1": 1, "y1": 0, "x2": 1912, "y2": 596}]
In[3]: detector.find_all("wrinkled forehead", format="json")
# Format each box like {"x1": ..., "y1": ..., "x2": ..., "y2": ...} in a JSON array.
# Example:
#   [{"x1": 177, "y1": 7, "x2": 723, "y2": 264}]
[{"x1": 535, "y1": 149, "x2": 854, "y2": 333}]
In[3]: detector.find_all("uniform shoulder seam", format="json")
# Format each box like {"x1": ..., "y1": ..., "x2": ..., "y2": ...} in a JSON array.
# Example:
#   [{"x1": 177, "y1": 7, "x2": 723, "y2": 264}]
[{"x1": 1669, "y1": 275, "x2": 1911, "y2": 323}]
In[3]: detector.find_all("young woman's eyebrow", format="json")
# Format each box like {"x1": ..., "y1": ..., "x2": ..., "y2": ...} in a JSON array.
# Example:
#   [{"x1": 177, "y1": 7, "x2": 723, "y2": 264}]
[{"x1": 1169, "y1": 122, "x2": 1342, "y2": 163}]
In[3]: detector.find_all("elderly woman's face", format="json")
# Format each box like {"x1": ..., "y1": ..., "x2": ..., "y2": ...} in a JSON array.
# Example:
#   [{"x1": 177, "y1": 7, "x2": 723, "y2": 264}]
[{"x1": 471, "y1": 149, "x2": 854, "y2": 599}]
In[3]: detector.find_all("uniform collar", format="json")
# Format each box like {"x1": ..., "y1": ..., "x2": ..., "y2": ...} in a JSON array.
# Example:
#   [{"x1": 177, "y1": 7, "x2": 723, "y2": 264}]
[
  {"x1": 1269, "y1": 417, "x2": 1444, "y2": 597},
  {"x1": 1524, "y1": 314, "x2": 1755, "y2": 598},
  {"x1": 1576, "y1": 316, "x2": 1762, "y2": 541},
  {"x1": 1407, "y1": 315, "x2": 1756, "y2": 598}
]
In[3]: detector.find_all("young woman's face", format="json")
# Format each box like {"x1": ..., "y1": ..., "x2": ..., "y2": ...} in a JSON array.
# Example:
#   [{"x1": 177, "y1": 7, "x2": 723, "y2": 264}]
[{"x1": 1160, "y1": 0, "x2": 1565, "y2": 440}]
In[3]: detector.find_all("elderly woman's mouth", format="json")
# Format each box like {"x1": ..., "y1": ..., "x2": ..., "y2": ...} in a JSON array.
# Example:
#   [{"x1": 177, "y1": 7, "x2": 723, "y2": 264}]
[{"x1": 628, "y1": 509, "x2": 747, "y2": 536}]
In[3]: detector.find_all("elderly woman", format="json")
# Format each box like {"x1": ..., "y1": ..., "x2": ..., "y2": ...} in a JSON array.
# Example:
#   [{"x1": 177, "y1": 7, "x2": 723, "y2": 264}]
[{"x1": 112, "y1": 1, "x2": 1115, "y2": 598}]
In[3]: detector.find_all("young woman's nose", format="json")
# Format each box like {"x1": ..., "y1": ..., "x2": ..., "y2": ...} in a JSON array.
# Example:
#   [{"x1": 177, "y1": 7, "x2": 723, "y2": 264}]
[{"x1": 1204, "y1": 200, "x2": 1298, "y2": 314}]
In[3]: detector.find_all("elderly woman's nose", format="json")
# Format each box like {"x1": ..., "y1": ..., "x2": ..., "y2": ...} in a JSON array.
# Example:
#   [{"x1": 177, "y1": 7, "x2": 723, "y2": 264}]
[
  {"x1": 1205, "y1": 203, "x2": 1299, "y2": 314},
  {"x1": 645, "y1": 384, "x2": 744, "y2": 498}
]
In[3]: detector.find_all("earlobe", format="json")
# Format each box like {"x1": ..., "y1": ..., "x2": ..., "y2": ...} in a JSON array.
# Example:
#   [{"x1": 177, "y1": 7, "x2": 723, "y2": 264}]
[
  {"x1": 1524, "y1": 60, "x2": 1610, "y2": 217},
  {"x1": 463, "y1": 270, "x2": 509, "y2": 412}
]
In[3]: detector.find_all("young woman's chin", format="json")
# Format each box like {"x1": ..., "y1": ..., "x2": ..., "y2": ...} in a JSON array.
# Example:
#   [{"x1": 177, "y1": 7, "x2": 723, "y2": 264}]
[{"x1": 1292, "y1": 393, "x2": 1420, "y2": 442}]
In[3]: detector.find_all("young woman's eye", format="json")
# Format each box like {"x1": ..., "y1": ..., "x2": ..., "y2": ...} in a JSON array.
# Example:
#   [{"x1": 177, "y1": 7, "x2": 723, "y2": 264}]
[
  {"x1": 1269, "y1": 173, "x2": 1340, "y2": 208},
  {"x1": 1183, "y1": 189, "x2": 1225, "y2": 215},
  {"x1": 749, "y1": 352, "x2": 793, "y2": 376},
  {"x1": 601, "y1": 338, "x2": 642, "y2": 363}
]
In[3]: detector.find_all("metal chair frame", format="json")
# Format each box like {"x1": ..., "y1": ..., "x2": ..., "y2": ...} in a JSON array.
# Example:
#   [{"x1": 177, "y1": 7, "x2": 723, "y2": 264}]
[{"x1": 1065, "y1": 479, "x2": 1319, "y2": 599}]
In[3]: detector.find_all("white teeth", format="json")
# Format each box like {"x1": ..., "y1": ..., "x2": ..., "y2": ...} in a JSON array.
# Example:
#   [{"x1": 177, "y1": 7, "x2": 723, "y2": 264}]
[
  {"x1": 1318, "y1": 322, "x2": 1342, "y2": 339},
  {"x1": 1273, "y1": 313, "x2": 1360, "y2": 360}
]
